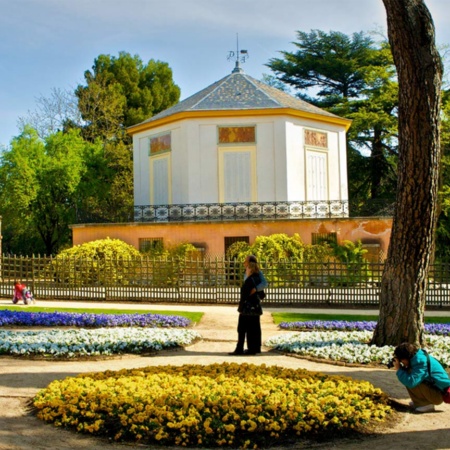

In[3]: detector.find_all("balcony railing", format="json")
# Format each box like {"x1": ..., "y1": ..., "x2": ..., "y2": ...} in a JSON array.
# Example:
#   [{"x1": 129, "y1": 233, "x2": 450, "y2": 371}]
[{"x1": 133, "y1": 200, "x2": 350, "y2": 223}]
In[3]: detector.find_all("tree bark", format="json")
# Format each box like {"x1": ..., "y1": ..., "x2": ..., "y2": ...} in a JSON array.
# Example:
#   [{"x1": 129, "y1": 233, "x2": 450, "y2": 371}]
[{"x1": 372, "y1": 0, "x2": 442, "y2": 346}]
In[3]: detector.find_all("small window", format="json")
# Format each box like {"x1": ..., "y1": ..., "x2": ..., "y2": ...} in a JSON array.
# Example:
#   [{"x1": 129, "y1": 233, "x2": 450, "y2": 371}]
[
  {"x1": 139, "y1": 238, "x2": 164, "y2": 253},
  {"x1": 311, "y1": 232, "x2": 337, "y2": 245},
  {"x1": 224, "y1": 236, "x2": 250, "y2": 253}
]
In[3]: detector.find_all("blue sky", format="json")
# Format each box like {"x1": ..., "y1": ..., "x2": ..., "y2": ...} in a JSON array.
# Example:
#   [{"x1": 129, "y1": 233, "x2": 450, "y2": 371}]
[{"x1": 1, "y1": 0, "x2": 449, "y2": 148}]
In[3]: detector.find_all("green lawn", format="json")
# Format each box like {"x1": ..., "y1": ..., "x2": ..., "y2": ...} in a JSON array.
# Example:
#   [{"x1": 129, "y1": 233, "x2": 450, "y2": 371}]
[
  {"x1": 0, "y1": 306, "x2": 203, "y2": 324},
  {"x1": 272, "y1": 312, "x2": 450, "y2": 324}
]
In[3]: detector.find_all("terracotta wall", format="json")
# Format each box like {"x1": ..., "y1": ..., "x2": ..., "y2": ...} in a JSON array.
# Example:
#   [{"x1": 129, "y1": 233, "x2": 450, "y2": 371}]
[{"x1": 71, "y1": 217, "x2": 392, "y2": 258}]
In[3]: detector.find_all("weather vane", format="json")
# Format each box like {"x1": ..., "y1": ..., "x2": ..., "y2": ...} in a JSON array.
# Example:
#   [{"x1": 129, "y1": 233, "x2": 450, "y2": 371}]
[{"x1": 227, "y1": 34, "x2": 248, "y2": 72}]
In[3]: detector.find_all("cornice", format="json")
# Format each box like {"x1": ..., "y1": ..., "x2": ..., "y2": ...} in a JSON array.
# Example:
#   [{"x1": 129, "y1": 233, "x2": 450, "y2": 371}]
[{"x1": 128, "y1": 108, "x2": 352, "y2": 135}]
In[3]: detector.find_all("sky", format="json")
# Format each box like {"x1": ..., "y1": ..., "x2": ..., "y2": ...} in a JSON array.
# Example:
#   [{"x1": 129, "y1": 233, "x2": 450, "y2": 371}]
[{"x1": 1, "y1": 0, "x2": 449, "y2": 148}]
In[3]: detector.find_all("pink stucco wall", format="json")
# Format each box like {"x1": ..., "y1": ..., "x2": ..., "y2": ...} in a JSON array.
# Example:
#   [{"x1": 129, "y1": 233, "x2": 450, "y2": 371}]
[{"x1": 71, "y1": 217, "x2": 392, "y2": 257}]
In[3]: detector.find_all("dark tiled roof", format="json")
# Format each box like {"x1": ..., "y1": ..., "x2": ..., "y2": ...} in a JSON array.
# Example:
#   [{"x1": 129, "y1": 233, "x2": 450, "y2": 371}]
[{"x1": 137, "y1": 70, "x2": 340, "y2": 126}]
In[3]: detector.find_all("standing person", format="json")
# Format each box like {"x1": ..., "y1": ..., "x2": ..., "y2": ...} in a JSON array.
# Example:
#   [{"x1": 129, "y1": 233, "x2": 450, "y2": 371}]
[
  {"x1": 229, "y1": 257, "x2": 264, "y2": 356},
  {"x1": 244, "y1": 255, "x2": 268, "y2": 295},
  {"x1": 391, "y1": 342, "x2": 450, "y2": 413}
]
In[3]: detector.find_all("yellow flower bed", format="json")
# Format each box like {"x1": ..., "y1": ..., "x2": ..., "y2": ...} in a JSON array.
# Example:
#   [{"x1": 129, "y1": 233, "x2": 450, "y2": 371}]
[{"x1": 33, "y1": 363, "x2": 391, "y2": 448}]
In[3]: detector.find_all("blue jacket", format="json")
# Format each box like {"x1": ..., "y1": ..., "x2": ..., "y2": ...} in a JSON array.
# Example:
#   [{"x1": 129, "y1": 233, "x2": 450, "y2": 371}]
[
  {"x1": 244, "y1": 270, "x2": 268, "y2": 291},
  {"x1": 396, "y1": 349, "x2": 450, "y2": 391}
]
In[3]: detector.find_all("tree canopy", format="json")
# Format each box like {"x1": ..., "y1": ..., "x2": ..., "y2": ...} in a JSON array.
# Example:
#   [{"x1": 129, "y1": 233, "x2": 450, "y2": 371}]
[
  {"x1": 267, "y1": 30, "x2": 399, "y2": 212},
  {"x1": 75, "y1": 52, "x2": 180, "y2": 142},
  {"x1": 0, "y1": 128, "x2": 101, "y2": 254},
  {"x1": 1, "y1": 52, "x2": 181, "y2": 254},
  {"x1": 72, "y1": 52, "x2": 181, "y2": 223}
]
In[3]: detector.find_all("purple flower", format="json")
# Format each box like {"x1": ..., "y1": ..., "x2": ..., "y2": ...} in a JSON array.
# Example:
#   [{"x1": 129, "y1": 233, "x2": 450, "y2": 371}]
[
  {"x1": 0, "y1": 310, "x2": 191, "y2": 328},
  {"x1": 279, "y1": 320, "x2": 450, "y2": 335}
]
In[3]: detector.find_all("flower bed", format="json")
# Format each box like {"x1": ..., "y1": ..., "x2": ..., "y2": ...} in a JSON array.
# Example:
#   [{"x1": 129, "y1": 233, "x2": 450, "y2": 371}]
[
  {"x1": 266, "y1": 330, "x2": 450, "y2": 367},
  {"x1": 33, "y1": 363, "x2": 391, "y2": 448},
  {"x1": 0, "y1": 310, "x2": 191, "y2": 328},
  {"x1": 279, "y1": 319, "x2": 450, "y2": 336},
  {"x1": 0, "y1": 328, "x2": 200, "y2": 358}
]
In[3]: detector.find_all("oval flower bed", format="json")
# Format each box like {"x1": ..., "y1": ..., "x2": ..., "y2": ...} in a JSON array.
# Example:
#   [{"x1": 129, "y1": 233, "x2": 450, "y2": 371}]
[
  {"x1": 0, "y1": 327, "x2": 200, "y2": 358},
  {"x1": 0, "y1": 310, "x2": 191, "y2": 328},
  {"x1": 266, "y1": 330, "x2": 450, "y2": 367},
  {"x1": 32, "y1": 362, "x2": 391, "y2": 448}
]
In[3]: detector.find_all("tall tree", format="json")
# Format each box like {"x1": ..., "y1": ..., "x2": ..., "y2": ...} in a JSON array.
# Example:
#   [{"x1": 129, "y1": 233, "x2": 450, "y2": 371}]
[
  {"x1": 74, "y1": 52, "x2": 181, "y2": 221},
  {"x1": 0, "y1": 127, "x2": 101, "y2": 254},
  {"x1": 268, "y1": 30, "x2": 380, "y2": 99},
  {"x1": 372, "y1": 0, "x2": 443, "y2": 346},
  {"x1": 267, "y1": 31, "x2": 399, "y2": 211},
  {"x1": 75, "y1": 52, "x2": 181, "y2": 142}
]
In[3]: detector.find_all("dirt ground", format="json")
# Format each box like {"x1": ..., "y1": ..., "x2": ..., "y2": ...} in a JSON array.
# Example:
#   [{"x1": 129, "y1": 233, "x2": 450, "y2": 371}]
[{"x1": 0, "y1": 301, "x2": 449, "y2": 450}]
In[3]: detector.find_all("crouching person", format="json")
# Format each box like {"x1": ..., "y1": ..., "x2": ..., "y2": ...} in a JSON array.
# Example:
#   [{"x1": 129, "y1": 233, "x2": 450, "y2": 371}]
[
  {"x1": 392, "y1": 342, "x2": 450, "y2": 413},
  {"x1": 13, "y1": 280, "x2": 26, "y2": 304}
]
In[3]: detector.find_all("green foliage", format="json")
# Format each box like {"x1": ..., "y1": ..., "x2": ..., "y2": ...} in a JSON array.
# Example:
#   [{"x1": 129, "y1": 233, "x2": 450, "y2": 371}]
[
  {"x1": 57, "y1": 238, "x2": 140, "y2": 259},
  {"x1": 225, "y1": 234, "x2": 371, "y2": 287},
  {"x1": 75, "y1": 52, "x2": 180, "y2": 140},
  {"x1": 329, "y1": 240, "x2": 368, "y2": 264},
  {"x1": 73, "y1": 52, "x2": 180, "y2": 222},
  {"x1": 268, "y1": 30, "x2": 380, "y2": 99},
  {"x1": 226, "y1": 233, "x2": 305, "y2": 261},
  {"x1": 225, "y1": 240, "x2": 251, "y2": 260},
  {"x1": 327, "y1": 240, "x2": 371, "y2": 286},
  {"x1": 0, "y1": 127, "x2": 100, "y2": 254},
  {"x1": 143, "y1": 243, "x2": 198, "y2": 288},
  {"x1": 52, "y1": 238, "x2": 141, "y2": 286},
  {"x1": 436, "y1": 92, "x2": 450, "y2": 260},
  {"x1": 267, "y1": 30, "x2": 398, "y2": 212}
]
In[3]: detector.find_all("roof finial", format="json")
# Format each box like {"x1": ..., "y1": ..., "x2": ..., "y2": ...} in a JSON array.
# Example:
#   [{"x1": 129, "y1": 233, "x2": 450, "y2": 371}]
[{"x1": 227, "y1": 33, "x2": 248, "y2": 73}]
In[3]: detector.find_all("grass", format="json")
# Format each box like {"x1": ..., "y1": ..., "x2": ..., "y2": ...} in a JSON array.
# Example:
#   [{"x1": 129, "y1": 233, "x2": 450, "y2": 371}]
[
  {"x1": 272, "y1": 312, "x2": 450, "y2": 324},
  {"x1": 0, "y1": 306, "x2": 203, "y2": 324}
]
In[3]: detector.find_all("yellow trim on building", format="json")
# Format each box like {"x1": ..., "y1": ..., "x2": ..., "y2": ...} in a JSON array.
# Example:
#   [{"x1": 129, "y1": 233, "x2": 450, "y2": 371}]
[{"x1": 128, "y1": 108, "x2": 352, "y2": 135}]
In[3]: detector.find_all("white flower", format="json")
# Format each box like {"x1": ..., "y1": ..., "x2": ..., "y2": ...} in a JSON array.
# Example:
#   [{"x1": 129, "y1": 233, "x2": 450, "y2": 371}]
[
  {"x1": 265, "y1": 330, "x2": 450, "y2": 366},
  {"x1": 0, "y1": 328, "x2": 201, "y2": 358}
]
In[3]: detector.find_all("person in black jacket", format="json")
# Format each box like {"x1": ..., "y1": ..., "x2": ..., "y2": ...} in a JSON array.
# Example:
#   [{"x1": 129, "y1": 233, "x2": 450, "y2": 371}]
[{"x1": 228, "y1": 259, "x2": 263, "y2": 355}]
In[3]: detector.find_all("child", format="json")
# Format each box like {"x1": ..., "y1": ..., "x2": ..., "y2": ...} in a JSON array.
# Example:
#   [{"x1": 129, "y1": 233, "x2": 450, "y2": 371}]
[{"x1": 13, "y1": 281, "x2": 35, "y2": 304}]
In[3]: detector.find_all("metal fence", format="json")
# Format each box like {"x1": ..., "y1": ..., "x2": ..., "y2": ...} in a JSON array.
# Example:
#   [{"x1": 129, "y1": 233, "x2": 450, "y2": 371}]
[{"x1": 1, "y1": 255, "x2": 450, "y2": 307}]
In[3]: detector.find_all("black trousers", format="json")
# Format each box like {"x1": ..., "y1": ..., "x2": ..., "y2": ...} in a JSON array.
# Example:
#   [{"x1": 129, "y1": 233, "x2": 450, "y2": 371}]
[{"x1": 236, "y1": 314, "x2": 261, "y2": 353}]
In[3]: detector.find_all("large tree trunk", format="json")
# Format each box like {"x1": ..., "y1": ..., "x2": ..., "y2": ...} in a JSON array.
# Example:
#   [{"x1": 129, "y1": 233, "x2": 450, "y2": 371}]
[{"x1": 372, "y1": 0, "x2": 442, "y2": 346}]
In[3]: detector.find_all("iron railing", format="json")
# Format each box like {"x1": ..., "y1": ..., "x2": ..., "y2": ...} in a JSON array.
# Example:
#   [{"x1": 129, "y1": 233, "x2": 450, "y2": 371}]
[
  {"x1": 74, "y1": 200, "x2": 396, "y2": 224},
  {"x1": 133, "y1": 200, "x2": 350, "y2": 223}
]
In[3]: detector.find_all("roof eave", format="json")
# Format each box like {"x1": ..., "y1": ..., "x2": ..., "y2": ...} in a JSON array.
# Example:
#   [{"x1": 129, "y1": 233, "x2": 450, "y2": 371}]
[{"x1": 127, "y1": 108, "x2": 352, "y2": 135}]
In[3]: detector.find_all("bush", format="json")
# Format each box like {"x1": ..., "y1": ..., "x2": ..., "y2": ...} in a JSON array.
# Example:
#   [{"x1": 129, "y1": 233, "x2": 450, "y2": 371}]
[
  {"x1": 141, "y1": 242, "x2": 198, "y2": 287},
  {"x1": 225, "y1": 234, "x2": 372, "y2": 287},
  {"x1": 226, "y1": 234, "x2": 325, "y2": 287},
  {"x1": 52, "y1": 238, "x2": 141, "y2": 286}
]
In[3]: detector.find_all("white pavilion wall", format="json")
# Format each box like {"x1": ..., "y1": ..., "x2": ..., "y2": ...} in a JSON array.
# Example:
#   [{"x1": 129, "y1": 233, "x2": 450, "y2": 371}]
[{"x1": 132, "y1": 114, "x2": 348, "y2": 206}]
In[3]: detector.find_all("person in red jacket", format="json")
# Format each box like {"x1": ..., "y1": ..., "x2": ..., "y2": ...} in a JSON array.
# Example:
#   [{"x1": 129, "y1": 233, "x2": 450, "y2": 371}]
[{"x1": 13, "y1": 280, "x2": 27, "y2": 304}]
